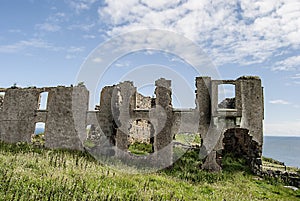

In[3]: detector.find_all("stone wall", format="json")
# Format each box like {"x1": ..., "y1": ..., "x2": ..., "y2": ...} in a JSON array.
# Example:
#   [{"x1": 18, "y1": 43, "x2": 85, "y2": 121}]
[
  {"x1": 0, "y1": 86, "x2": 89, "y2": 150},
  {"x1": 110, "y1": 81, "x2": 136, "y2": 151},
  {"x1": 195, "y1": 77, "x2": 211, "y2": 140},
  {"x1": 199, "y1": 76, "x2": 264, "y2": 172},
  {"x1": 135, "y1": 93, "x2": 151, "y2": 109},
  {"x1": 154, "y1": 78, "x2": 173, "y2": 151},
  {"x1": 223, "y1": 128, "x2": 262, "y2": 173},
  {"x1": 0, "y1": 88, "x2": 40, "y2": 143},
  {"x1": 238, "y1": 76, "x2": 264, "y2": 145},
  {"x1": 129, "y1": 119, "x2": 152, "y2": 144},
  {"x1": 0, "y1": 76, "x2": 264, "y2": 172},
  {"x1": 95, "y1": 86, "x2": 116, "y2": 143},
  {"x1": 44, "y1": 86, "x2": 89, "y2": 150}
]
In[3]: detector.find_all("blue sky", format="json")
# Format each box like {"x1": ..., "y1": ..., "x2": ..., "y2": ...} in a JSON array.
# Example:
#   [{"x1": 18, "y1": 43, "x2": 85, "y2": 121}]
[{"x1": 0, "y1": 0, "x2": 299, "y2": 136}]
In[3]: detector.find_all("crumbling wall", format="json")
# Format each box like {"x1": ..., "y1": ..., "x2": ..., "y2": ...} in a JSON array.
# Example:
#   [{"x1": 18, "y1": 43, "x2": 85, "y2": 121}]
[
  {"x1": 113, "y1": 81, "x2": 136, "y2": 151},
  {"x1": 135, "y1": 93, "x2": 151, "y2": 109},
  {"x1": 154, "y1": 78, "x2": 173, "y2": 151},
  {"x1": 171, "y1": 109, "x2": 199, "y2": 135},
  {"x1": 218, "y1": 98, "x2": 235, "y2": 109},
  {"x1": 95, "y1": 86, "x2": 116, "y2": 144},
  {"x1": 195, "y1": 77, "x2": 211, "y2": 140},
  {"x1": 44, "y1": 86, "x2": 89, "y2": 150},
  {"x1": 0, "y1": 86, "x2": 89, "y2": 150},
  {"x1": 200, "y1": 76, "x2": 263, "y2": 172},
  {"x1": 223, "y1": 128, "x2": 262, "y2": 173},
  {"x1": 237, "y1": 76, "x2": 264, "y2": 145},
  {"x1": 129, "y1": 119, "x2": 152, "y2": 144},
  {"x1": 0, "y1": 88, "x2": 40, "y2": 143},
  {"x1": 129, "y1": 92, "x2": 153, "y2": 145},
  {"x1": 153, "y1": 78, "x2": 173, "y2": 166},
  {"x1": 0, "y1": 76, "x2": 264, "y2": 172}
]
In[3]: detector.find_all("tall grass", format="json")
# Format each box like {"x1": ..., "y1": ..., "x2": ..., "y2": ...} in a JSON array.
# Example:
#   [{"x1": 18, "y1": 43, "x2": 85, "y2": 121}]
[{"x1": 0, "y1": 141, "x2": 299, "y2": 200}]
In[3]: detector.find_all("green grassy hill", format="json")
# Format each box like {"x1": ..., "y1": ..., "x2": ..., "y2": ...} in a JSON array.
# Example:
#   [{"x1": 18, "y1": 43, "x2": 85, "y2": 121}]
[{"x1": 0, "y1": 141, "x2": 299, "y2": 200}]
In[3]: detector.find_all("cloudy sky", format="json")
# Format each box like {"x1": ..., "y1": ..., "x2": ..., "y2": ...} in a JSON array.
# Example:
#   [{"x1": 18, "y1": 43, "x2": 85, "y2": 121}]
[{"x1": 0, "y1": 0, "x2": 299, "y2": 136}]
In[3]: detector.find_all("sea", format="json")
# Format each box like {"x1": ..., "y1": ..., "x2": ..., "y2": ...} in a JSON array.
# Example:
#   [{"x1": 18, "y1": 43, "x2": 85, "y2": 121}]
[{"x1": 263, "y1": 136, "x2": 300, "y2": 168}]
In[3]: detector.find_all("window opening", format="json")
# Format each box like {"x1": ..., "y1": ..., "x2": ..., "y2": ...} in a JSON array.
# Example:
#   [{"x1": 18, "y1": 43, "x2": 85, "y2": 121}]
[
  {"x1": 32, "y1": 122, "x2": 46, "y2": 146},
  {"x1": 128, "y1": 119, "x2": 154, "y2": 155},
  {"x1": 38, "y1": 92, "x2": 49, "y2": 110},
  {"x1": 218, "y1": 84, "x2": 236, "y2": 109},
  {"x1": 0, "y1": 92, "x2": 5, "y2": 110}
]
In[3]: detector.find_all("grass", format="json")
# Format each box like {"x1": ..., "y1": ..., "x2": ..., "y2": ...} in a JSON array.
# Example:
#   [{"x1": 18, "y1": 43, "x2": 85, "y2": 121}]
[
  {"x1": 0, "y1": 140, "x2": 300, "y2": 200},
  {"x1": 174, "y1": 133, "x2": 201, "y2": 147},
  {"x1": 262, "y1": 156, "x2": 299, "y2": 173},
  {"x1": 128, "y1": 142, "x2": 153, "y2": 155}
]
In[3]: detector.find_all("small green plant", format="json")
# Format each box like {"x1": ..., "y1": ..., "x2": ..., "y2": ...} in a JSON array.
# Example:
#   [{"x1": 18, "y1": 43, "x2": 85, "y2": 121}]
[
  {"x1": 83, "y1": 139, "x2": 95, "y2": 148},
  {"x1": 11, "y1": 83, "x2": 18, "y2": 89},
  {"x1": 222, "y1": 154, "x2": 250, "y2": 173},
  {"x1": 77, "y1": 81, "x2": 85, "y2": 86},
  {"x1": 31, "y1": 133, "x2": 45, "y2": 147},
  {"x1": 128, "y1": 142, "x2": 153, "y2": 155}
]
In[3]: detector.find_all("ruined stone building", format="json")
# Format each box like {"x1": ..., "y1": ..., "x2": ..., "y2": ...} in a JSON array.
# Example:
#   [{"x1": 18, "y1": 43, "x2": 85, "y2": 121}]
[{"x1": 0, "y1": 76, "x2": 264, "y2": 171}]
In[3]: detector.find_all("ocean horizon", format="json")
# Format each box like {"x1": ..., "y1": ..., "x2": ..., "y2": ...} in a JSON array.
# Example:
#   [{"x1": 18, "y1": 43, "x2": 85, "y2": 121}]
[{"x1": 263, "y1": 136, "x2": 300, "y2": 168}]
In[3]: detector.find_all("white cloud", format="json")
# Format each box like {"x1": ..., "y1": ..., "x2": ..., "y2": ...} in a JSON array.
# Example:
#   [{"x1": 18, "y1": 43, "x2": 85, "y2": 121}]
[
  {"x1": 114, "y1": 60, "x2": 130, "y2": 67},
  {"x1": 98, "y1": 0, "x2": 300, "y2": 67},
  {"x1": 68, "y1": 23, "x2": 95, "y2": 32},
  {"x1": 140, "y1": 0, "x2": 181, "y2": 10},
  {"x1": 272, "y1": 55, "x2": 300, "y2": 71},
  {"x1": 291, "y1": 73, "x2": 300, "y2": 79},
  {"x1": 36, "y1": 23, "x2": 61, "y2": 32},
  {"x1": 67, "y1": 0, "x2": 97, "y2": 13},
  {"x1": 65, "y1": 54, "x2": 75, "y2": 59},
  {"x1": 0, "y1": 39, "x2": 60, "y2": 53},
  {"x1": 67, "y1": 46, "x2": 85, "y2": 53},
  {"x1": 8, "y1": 29, "x2": 22, "y2": 33},
  {"x1": 35, "y1": 12, "x2": 67, "y2": 33},
  {"x1": 264, "y1": 121, "x2": 300, "y2": 136},
  {"x1": 294, "y1": 81, "x2": 300, "y2": 85},
  {"x1": 83, "y1": 34, "x2": 96, "y2": 39},
  {"x1": 47, "y1": 12, "x2": 66, "y2": 22},
  {"x1": 0, "y1": 39, "x2": 85, "y2": 57},
  {"x1": 269, "y1": 99, "x2": 291, "y2": 105},
  {"x1": 92, "y1": 57, "x2": 102, "y2": 63},
  {"x1": 65, "y1": 46, "x2": 85, "y2": 59}
]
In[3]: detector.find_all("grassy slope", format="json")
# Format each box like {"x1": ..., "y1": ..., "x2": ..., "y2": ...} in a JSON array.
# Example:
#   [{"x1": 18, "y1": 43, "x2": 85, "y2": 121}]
[{"x1": 0, "y1": 141, "x2": 299, "y2": 201}]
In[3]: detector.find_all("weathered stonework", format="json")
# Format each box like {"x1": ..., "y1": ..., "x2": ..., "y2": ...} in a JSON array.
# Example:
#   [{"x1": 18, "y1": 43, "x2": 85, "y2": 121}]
[
  {"x1": 0, "y1": 76, "x2": 264, "y2": 172},
  {"x1": 129, "y1": 119, "x2": 152, "y2": 144},
  {"x1": 44, "y1": 86, "x2": 89, "y2": 150},
  {"x1": 0, "y1": 86, "x2": 88, "y2": 150},
  {"x1": 223, "y1": 128, "x2": 262, "y2": 173},
  {"x1": 135, "y1": 93, "x2": 152, "y2": 109}
]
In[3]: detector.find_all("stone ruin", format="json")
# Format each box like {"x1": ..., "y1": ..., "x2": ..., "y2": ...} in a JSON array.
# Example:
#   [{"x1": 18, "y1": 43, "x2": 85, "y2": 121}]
[{"x1": 0, "y1": 76, "x2": 264, "y2": 172}]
